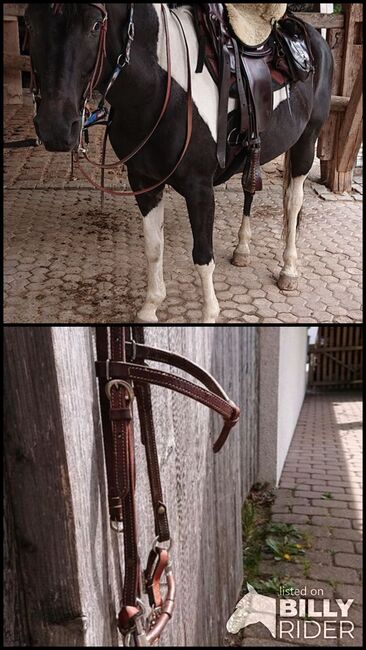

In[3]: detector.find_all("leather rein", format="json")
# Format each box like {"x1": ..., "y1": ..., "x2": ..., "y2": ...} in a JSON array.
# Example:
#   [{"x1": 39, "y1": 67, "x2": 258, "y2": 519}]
[
  {"x1": 95, "y1": 326, "x2": 240, "y2": 645},
  {"x1": 30, "y1": 4, "x2": 193, "y2": 198}
]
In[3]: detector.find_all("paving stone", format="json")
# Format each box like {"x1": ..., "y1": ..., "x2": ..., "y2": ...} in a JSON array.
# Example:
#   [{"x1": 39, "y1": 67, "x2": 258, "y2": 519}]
[
  {"x1": 311, "y1": 498, "x2": 360, "y2": 508},
  {"x1": 335, "y1": 583, "x2": 363, "y2": 605},
  {"x1": 278, "y1": 313, "x2": 300, "y2": 323},
  {"x1": 334, "y1": 553, "x2": 362, "y2": 569},
  {"x1": 232, "y1": 294, "x2": 252, "y2": 305},
  {"x1": 328, "y1": 509, "x2": 362, "y2": 520},
  {"x1": 355, "y1": 542, "x2": 362, "y2": 554},
  {"x1": 236, "y1": 304, "x2": 257, "y2": 315},
  {"x1": 312, "y1": 537, "x2": 354, "y2": 554},
  {"x1": 292, "y1": 505, "x2": 329, "y2": 516},
  {"x1": 221, "y1": 309, "x2": 242, "y2": 319},
  {"x1": 330, "y1": 528, "x2": 363, "y2": 542},
  {"x1": 308, "y1": 564, "x2": 359, "y2": 584},
  {"x1": 272, "y1": 513, "x2": 309, "y2": 524}
]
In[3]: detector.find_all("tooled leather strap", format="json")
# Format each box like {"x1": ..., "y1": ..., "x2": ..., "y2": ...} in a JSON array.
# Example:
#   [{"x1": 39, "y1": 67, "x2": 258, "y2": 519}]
[
  {"x1": 96, "y1": 325, "x2": 240, "y2": 643},
  {"x1": 96, "y1": 343, "x2": 240, "y2": 453},
  {"x1": 125, "y1": 339, "x2": 231, "y2": 400},
  {"x1": 96, "y1": 326, "x2": 141, "y2": 613},
  {"x1": 131, "y1": 327, "x2": 170, "y2": 543},
  {"x1": 96, "y1": 325, "x2": 173, "y2": 642}
]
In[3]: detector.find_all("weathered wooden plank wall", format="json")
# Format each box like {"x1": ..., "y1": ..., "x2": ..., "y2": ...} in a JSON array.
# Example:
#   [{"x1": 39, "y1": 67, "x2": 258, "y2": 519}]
[{"x1": 4, "y1": 326, "x2": 259, "y2": 647}]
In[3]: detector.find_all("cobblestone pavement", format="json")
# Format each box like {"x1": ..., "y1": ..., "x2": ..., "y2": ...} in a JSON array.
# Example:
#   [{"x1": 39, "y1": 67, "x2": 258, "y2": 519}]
[
  {"x1": 4, "y1": 105, "x2": 363, "y2": 323},
  {"x1": 242, "y1": 392, "x2": 363, "y2": 647}
]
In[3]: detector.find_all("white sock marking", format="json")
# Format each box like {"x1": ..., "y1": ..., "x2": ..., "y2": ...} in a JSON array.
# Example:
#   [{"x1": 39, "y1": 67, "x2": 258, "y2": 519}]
[
  {"x1": 195, "y1": 260, "x2": 220, "y2": 323},
  {"x1": 282, "y1": 174, "x2": 307, "y2": 277},
  {"x1": 235, "y1": 215, "x2": 252, "y2": 257},
  {"x1": 138, "y1": 198, "x2": 166, "y2": 322}
]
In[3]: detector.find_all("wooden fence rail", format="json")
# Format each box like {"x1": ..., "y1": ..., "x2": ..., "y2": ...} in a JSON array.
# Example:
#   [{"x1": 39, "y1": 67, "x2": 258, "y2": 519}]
[{"x1": 308, "y1": 326, "x2": 363, "y2": 390}]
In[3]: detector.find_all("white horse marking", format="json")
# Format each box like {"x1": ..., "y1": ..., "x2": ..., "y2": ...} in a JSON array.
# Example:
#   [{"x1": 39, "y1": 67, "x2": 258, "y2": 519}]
[
  {"x1": 281, "y1": 174, "x2": 307, "y2": 280},
  {"x1": 195, "y1": 260, "x2": 220, "y2": 323},
  {"x1": 138, "y1": 198, "x2": 166, "y2": 322},
  {"x1": 233, "y1": 215, "x2": 252, "y2": 265},
  {"x1": 154, "y1": 5, "x2": 220, "y2": 142}
]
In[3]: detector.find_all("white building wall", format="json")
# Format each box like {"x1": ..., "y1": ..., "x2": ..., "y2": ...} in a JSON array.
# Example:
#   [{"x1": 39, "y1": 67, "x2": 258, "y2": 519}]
[{"x1": 276, "y1": 328, "x2": 308, "y2": 483}]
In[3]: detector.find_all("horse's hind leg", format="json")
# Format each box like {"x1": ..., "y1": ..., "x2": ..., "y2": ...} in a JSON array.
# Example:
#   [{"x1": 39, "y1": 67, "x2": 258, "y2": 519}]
[
  {"x1": 186, "y1": 183, "x2": 220, "y2": 323},
  {"x1": 278, "y1": 154, "x2": 306, "y2": 291},
  {"x1": 232, "y1": 190, "x2": 254, "y2": 267},
  {"x1": 129, "y1": 175, "x2": 166, "y2": 322},
  {"x1": 278, "y1": 125, "x2": 318, "y2": 292}
]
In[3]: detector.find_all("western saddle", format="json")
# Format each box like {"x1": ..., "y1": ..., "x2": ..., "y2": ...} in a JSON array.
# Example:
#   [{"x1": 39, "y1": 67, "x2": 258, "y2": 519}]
[{"x1": 183, "y1": 3, "x2": 314, "y2": 194}]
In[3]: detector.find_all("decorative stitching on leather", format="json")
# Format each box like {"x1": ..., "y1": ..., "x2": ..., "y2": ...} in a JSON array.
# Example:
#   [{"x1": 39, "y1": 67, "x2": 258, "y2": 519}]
[{"x1": 130, "y1": 367, "x2": 233, "y2": 419}]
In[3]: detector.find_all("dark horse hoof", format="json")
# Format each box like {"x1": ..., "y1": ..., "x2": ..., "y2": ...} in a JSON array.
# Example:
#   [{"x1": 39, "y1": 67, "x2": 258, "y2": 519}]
[{"x1": 278, "y1": 274, "x2": 298, "y2": 291}]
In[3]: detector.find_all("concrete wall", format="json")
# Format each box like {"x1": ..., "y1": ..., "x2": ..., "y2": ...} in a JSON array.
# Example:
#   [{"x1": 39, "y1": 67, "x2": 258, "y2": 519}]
[
  {"x1": 276, "y1": 327, "x2": 308, "y2": 483},
  {"x1": 258, "y1": 327, "x2": 308, "y2": 487}
]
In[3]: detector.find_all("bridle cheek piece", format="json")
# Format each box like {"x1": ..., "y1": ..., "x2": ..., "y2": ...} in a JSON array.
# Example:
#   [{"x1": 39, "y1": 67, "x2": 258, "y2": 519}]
[{"x1": 95, "y1": 326, "x2": 240, "y2": 645}]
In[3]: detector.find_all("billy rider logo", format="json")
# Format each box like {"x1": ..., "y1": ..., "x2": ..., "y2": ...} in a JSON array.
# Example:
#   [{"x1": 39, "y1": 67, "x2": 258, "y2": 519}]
[{"x1": 226, "y1": 584, "x2": 355, "y2": 640}]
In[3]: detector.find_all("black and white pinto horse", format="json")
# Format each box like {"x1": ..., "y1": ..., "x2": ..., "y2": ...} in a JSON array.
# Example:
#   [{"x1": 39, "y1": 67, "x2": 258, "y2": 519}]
[{"x1": 27, "y1": 3, "x2": 333, "y2": 323}]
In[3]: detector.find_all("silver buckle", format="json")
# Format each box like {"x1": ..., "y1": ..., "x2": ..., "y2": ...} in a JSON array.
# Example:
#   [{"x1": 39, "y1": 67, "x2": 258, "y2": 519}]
[{"x1": 105, "y1": 378, "x2": 134, "y2": 402}]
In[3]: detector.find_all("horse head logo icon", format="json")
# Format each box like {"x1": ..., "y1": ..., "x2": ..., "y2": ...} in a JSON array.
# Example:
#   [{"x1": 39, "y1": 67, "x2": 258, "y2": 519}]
[{"x1": 226, "y1": 584, "x2": 277, "y2": 637}]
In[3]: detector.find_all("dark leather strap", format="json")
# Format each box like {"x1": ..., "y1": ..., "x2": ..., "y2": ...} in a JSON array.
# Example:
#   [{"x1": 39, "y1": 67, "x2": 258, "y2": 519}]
[
  {"x1": 232, "y1": 39, "x2": 249, "y2": 134},
  {"x1": 83, "y1": 4, "x2": 173, "y2": 172},
  {"x1": 95, "y1": 325, "x2": 240, "y2": 644},
  {"x1": 124, "y1": 340, "x2": 231, "y2": 400},
  {"x1": 96, "y1": 360, "x2": 240, "y2": 452},
  {"x1": 131, "y1": 327, "x2": 170, "y2": 544},
  {"x1": 75, "y1": 5, "x2": 194, "y2": 197},
  {"x1": 217, "y1": 42, "x2": 232, "y2": 168}
]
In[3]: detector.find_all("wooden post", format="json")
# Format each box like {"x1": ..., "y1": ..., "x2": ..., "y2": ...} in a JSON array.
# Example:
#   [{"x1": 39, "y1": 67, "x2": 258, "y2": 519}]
[
  {"x1": 3, "y1": 16, "x2": 23, "y2": 104},
  {"x1": 337, "y1": 64, "x2": 363, "y2": 174},
  {"x1": 319, "y1": 4, "x2": 363, "y2": 193},
  {"x1": 4, "y1": 327, "x2": 106, "y2": 646},
  {"x1": 317, "y1": 18, "x2": 345, "y2": 178}
]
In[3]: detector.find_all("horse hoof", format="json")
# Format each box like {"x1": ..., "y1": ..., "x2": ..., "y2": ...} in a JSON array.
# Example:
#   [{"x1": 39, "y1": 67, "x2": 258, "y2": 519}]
[
  {"x1": 231, "y1": 253, "x2": 250, "y2": 267},
  {"x1": 278, "y1": 274, "x2": 298, "y2": 291},
  {"x1": 136, "y1": 309, "x2": 159, "y2": 323},
  {"x1": 202, "y1": 306, "x2": 220, "y2": 324}
]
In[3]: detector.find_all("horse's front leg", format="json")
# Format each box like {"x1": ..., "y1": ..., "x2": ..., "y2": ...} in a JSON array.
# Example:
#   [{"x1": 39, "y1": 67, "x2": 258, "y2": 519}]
[
  {"x1": 232, "y1": 190, "x2": 254, "y2": 267},
  {"x1": 131, "y1": 178, "x2": 167, "y2": 322},
  {"x1": 186, "y1": 183, "x2": 220, "y2": 323}
]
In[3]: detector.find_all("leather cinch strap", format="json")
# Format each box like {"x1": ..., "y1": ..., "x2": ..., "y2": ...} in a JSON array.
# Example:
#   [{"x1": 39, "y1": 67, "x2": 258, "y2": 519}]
[{"x1": 95, "y1": 326, "x2": 240, "y2": 645}]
